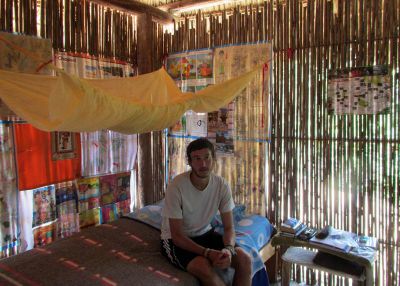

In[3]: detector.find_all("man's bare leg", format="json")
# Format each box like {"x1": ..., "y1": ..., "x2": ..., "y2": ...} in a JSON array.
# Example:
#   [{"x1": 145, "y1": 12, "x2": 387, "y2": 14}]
[
  {"x1": 231, "y1": 248, "x2": 252, "y2": 286},
  {"x1": 187, "y1": 256, "x2": 226, "y2": 286}
]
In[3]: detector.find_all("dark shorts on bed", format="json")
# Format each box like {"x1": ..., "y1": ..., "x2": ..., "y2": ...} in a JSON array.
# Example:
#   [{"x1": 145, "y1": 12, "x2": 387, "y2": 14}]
[{"x1": 161, "y1": 229, "x2": 225, "y2": 270}]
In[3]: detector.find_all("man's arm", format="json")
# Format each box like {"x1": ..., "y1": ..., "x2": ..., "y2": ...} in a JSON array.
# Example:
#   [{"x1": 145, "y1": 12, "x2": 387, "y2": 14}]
[
  {"x1": 208, "y1": 210, "x2": 236, "y2": 268},
  {"x1": 220, "y1": 211, "x2": 236, "y2": 247},
  {"x1": 169, "y1": 218, "x2": 205, "y2": 256},
  {"x1": 169, "y1": 218, "x2": 227, "y2": 267}
]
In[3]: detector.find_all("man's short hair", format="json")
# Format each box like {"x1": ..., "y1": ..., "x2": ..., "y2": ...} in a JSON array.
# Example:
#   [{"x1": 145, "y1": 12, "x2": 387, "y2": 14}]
[{"x1": 186, "y1": 137, "x2": 215, "y2": 163}]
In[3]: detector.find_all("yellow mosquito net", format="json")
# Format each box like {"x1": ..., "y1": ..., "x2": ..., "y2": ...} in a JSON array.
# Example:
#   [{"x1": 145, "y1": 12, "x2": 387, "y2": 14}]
[{"x1": 0, "y1": 67, "x2": 259, "y2": 134}]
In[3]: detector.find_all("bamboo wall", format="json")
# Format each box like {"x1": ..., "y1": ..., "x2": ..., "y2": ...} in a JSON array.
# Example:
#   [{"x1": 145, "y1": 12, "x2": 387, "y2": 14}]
[
  {"x1": 272, "y1": 1, "x2": 399, "y2": 285},
  {"x1": 158, "y1": 1, "x2": 400, "y2": 285},
  {"x1": 0, "y1": 0, "x2": 137, "y2": 64}
]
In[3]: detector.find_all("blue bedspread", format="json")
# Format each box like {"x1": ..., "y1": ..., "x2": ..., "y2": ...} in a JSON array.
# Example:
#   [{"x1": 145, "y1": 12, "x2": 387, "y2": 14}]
[
  {"x1": 212, "y1": 212, "x2": 274, "y2": 286},
  {"x1": 126, "y1": 202, "x2": 274, "y2": 286}
]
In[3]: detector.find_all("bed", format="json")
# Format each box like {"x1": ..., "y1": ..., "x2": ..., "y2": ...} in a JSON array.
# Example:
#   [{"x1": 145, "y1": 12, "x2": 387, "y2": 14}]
[{"x1": 0, "y1": 203, "x2": 276, "y2": 286}]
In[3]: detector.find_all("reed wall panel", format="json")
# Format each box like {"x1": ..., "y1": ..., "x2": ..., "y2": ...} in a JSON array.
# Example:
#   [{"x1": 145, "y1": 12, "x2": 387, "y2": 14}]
[
  {"x1": 159, "y1": 1, "x2": 400, "y2": 285},
  {"x1": 0, "y1": 0, "x2": 138, "y2": 63}
]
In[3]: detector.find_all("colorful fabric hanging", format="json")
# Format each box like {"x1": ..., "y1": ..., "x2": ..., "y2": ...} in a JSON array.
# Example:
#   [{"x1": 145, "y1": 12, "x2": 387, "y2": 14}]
[
  {"x1": 14, "y1": 124, "x2": 81, "y2": 190},
  {"x1": 80, "y1": 130, "x2": 137, "y2": 177},
  {"x1": 0, "y1": 122, "x2": 19, "y2": 258}
]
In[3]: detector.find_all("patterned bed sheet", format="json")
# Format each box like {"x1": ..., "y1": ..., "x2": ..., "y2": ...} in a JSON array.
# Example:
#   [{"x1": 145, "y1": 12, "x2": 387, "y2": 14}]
[
  {"x1": 0, "y1": 218, "x2": 200, "y2": 286},
  {"x1": 125, "y1": 201, "x2": 275, "y2": 279}
]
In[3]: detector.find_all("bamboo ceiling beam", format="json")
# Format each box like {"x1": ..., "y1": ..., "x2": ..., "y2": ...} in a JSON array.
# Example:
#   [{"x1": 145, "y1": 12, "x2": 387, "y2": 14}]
[{"x1": 91, "y1": 0, "x2": 175, "y2": 24}]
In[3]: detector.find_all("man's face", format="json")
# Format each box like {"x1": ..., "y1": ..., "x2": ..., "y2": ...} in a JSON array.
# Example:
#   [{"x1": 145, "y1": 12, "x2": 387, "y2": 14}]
[{"x1": 189, "y1": 148, "x2": 214, "y2": 179}]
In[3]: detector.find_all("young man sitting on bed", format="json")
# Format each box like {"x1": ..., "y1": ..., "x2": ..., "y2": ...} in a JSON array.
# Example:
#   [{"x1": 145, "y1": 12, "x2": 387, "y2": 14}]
[{"x1": 161, "y1": 137, "x2": 252, "y2": 286}]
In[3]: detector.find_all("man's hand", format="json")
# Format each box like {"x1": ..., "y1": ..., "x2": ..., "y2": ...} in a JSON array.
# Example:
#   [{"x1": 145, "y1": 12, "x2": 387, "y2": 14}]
[{"x1": 208, "y1": 249, "x2": 231, "y2": 269}]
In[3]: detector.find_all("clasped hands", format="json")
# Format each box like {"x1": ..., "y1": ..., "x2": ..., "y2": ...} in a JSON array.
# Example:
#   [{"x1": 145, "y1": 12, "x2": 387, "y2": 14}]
[{"x1": 207, "y1": 248, "x2": 232, "y2": 269}]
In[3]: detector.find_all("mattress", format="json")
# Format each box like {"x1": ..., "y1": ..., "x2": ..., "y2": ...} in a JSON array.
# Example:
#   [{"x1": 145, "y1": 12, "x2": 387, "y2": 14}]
[
  {"x1": 0, "y1": 218, "x2": 200, "y2": 286},
  {"x1": 0, "y1": 203, "x2": 276, "y2": 286}
]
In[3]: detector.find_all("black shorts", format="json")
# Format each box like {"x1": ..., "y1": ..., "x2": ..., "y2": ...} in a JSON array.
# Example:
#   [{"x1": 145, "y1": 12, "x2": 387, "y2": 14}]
[{"x1": 160, "y1": 229, "x2": 224, "y2": 270}]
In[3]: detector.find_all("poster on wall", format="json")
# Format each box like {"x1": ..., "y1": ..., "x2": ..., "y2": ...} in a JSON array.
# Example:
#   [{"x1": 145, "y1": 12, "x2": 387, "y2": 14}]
[
  {"x1": 0, "y1": 32, "x2": 53, "y2": 119},
  {"x1": 99, "y1": 174, "x2": 117, "y2": 206},
  {"x1": 82, "y1": 56, "x2": 100, "y2": 79},
  {"x1": 196, "y1": 53, "x2": 213, "y2": 81},
  {"x1": 166, "y1": 54, "x2": 181, "y2": 80},
  {"x1": 98, "y1": 172, "x2": 131, "y2": 206},
  {"x1": 77, "y1": 177, "x2": 100, "y2": 212},
  {"x1": 207, "y1": 104, "x2": 234, "y2": 154},
  {"x1": 166, "y1": 50, "x2": 213, "y2": 82},
  {"x1": 51, "y1": 131, "x2": 77, "y2": 160},
  {"x1": 32, "y1": 186, "x2": 56, "y2": 228},
  {"x1": 116, "y1": 172, "x2": 131, "y2": 202},
  {"x1": 0, "y1": 32, "x2": 52, "y2": 74},
  {"x1": 214, "y1": 44, "x2": 270, "y2": 140},
  {"x1": 186, "y1": 111, "x2": 207, "y2": 138},
  {"x1": 170, "y1": 116, "x2": 187, "y2": 135},
  {"x1": 98, "y1": 59, "x2": 134, "y2": 78},
  {"x1": 167, "y1": 50, "x2": 214, "y2": 137},
  {"x1": 55, "y1": 52, "x2": 135, "y2": 79},
  {"x1": 181, "y1": 54, "x2": 197, "y2": 81},
  {"x1": 327, "y1": 65, "x2": 391, "y2": 115},
  {"x1": 116, "y1": 199, "x2": 131, "y2": 216},
  {"x1": 100, "y1": 204, "x2": 118, "y2": 223},
  {"x1": 79, "y1": 208, "x2": 101, "y2": 228},
  {"x1": 55, "y1": 52, "x2": 78, "y2": 75},
  {"x1": 33, "y1": 222, "x2": 56, "y2": 247},
  {"x1": 55, "y1": 181, "x2": 79, "y2": 238}
]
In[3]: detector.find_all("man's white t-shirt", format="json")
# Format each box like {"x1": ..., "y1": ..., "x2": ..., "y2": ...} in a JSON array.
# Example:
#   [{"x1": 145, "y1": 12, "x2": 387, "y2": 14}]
[{"x1": 161, "y1": 171, "x2": 234, "y2": 240}]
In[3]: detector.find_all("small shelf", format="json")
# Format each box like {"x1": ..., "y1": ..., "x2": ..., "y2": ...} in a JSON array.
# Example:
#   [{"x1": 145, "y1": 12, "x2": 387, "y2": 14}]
[{"x1": 282, "y1": 247, "x2": 366, "y2": 282}]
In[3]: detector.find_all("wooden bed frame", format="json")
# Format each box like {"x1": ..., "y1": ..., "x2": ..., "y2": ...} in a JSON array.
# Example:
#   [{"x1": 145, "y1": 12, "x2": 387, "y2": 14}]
[
  {"x1": 260, "y1": 240, "x2": 278, "y2": 282},
  {"x1": 260, "y1": 240, "x2": 275, "y2": 263}
]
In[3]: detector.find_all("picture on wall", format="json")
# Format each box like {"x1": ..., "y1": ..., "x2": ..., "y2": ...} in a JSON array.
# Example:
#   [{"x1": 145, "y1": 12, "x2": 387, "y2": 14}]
[
  {"x1": 116, "y1": 172, "x2": 130, "y2": 202},
  {"x1": 0, "y1": 32, "x2": 52, "y2": 119},
  {"x1": 167, "y1": 50, "x2": 214, "y2": 137},
  {"x1": 166, "y1": 54, "x2": 182, "y2": 80},
  {"x1": 32, "y1": 186, "x2": 56, "y2": 228},
  {"x1": 77, "y1": 177, "x2": 100, "y2": 212},
  {"x1": 327, "y1": 65, "x2": 391, "y2": 115},
  {"x1": 55, "y1": 181, "x2": 79, "y2": 238},
  {"x1": 99, "y1": 174, "x2": 117, "y2": 206},
  {"x1": 33, "y1": 223, "x2": 56, "y2": 247},
  {"x1": 207, "y1": 105, "x2": 234, "y2": 155},
  {"x1": 51, "y1": 131, "x2": 77, "y2": 160}
]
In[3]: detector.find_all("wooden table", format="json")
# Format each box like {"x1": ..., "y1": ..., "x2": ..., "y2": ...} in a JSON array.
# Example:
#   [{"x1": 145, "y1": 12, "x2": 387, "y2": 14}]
[{"x1": 271, "y1": 234, "x2": 377, "y2": 286}]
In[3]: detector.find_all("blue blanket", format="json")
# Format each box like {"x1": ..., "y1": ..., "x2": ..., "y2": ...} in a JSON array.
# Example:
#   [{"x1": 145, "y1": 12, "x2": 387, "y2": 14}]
[
  {"x1": 211, "y1": 211, "x2": 274, "y2": 286},
  {"x1": 126, "y1": 202, "x2": 274, "y2": 286}
]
